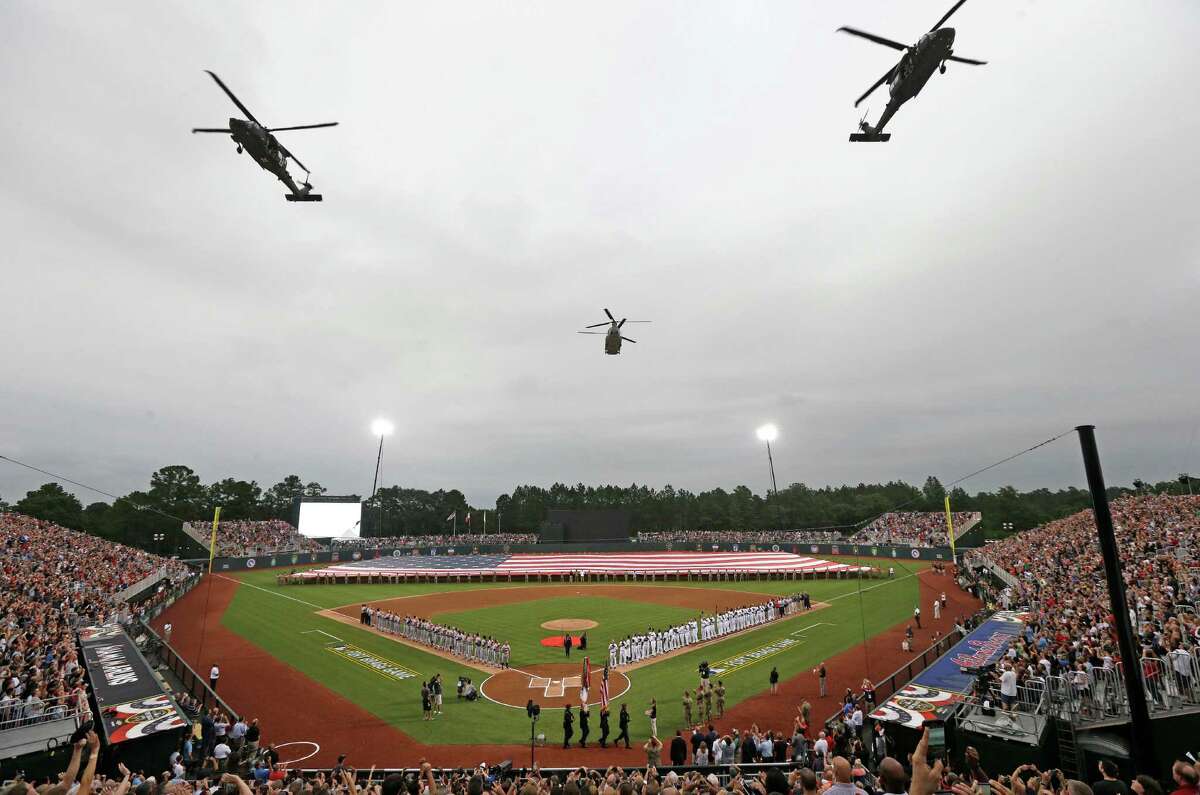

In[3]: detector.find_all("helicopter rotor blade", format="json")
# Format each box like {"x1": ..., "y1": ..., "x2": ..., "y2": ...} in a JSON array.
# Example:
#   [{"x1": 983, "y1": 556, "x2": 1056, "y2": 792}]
[
  {"x1": 620, "y1": 336, "x2": 637, "y2": 343},
  {"x1": 946, "y1": 55, "x2": 987, "y2": 65},
  {"x1": 836, "y1": 27, "x2": 908, "y2": 51},
  {"x1": 854, "y1": 65, "x2": 897, "y2": 107},
  {"x1": 585, "y1": 322, "x2": 611, "y2": 328},
  {"x1": 266, "y1": 122, "x2": 340, "y2": 132},
  {"x1": 277, "y1": 143, "x2": 309, "y2": 174},
  {"x1": 191, "y1": 128, "x2": 233, "y2": 133},
  {"x1": 618, "y1": 318, "x2": 627, "y2": 329},
  {"x1": 930, "y1": 0, "x2": 970, "y2": 31},
  {"x1": 203, "y1": 70, "x2": 262, "y2": 126},
  {"x1": 577, "y1": 331, "x2": 607, "y2": 335},
  {"x1": 604, "y1": 308, "x2": 615, "y2": 322}
]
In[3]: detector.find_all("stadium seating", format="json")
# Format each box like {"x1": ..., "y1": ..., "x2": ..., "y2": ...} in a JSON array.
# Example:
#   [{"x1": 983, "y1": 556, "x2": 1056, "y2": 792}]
[
  {"x1": 332, "y1": 533, "x2": 537, "y2": 549},
  {"x1": 181, "y1": 519, "x2": 325, "y2": 556},
  {"x1": 846, "y1": 512, "x2": 980, "y2": 548},
  {"x1": 0, "y1": 513, "x2": 189, "y2": 738}
]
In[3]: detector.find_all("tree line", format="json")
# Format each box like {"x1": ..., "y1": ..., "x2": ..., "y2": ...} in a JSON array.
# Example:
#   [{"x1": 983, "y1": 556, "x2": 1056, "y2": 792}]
[{"x1": 0, "y1": 464, "x2": 1193, "y2": 556}]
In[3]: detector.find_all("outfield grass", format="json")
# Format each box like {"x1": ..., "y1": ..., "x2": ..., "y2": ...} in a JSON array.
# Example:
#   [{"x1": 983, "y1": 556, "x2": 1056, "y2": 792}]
[{"x1": 220, "y1": 567, "x2": 921, "y2": 745}]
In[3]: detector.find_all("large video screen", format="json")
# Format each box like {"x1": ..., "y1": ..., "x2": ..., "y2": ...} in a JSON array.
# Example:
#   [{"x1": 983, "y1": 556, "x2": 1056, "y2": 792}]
[{"x1": 298, "y1": 500, "x2": 362, "y2": 538}]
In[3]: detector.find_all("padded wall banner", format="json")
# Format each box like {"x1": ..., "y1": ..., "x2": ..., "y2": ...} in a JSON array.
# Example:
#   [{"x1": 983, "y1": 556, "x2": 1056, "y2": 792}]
[{"x1": 78, "y1": 624, "x2": 188, "y2": 743}]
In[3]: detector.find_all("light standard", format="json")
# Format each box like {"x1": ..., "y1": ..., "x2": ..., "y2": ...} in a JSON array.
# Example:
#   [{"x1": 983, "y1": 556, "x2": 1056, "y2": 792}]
[
  {"x1": 1002, "y1": 521, "x2": 1014, "y2": 535},
  {"x1": 370, "y1": 419, "x2": 395, "y2": 535},
  {"x1": 755, "y1": 424, "x2": 781, "y2": 532},
  {"x1": 152, "y1": 532, "x2": 166, "y2": 556}
]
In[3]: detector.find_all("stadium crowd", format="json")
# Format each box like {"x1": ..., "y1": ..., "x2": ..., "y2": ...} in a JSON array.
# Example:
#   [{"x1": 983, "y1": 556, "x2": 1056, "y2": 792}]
[
  {"x1": 845, "y1": 513, "x2": 978, "y2": 548},
  {"x1": 635, "y1": 531, "x2": 847, "y2": 546},
  {"x1": 15, "y1": 719, "x2": 1200, "y2": 795},
  {"x1": 332, "y1": 533, "x2": 538, "y2": 549},
  {"x1": 184, "y1": 519, "x2": 325, "y2": 556},
  {"x1": 0, "y1": 512, "x2": 190, "y2": 730},
  {"x1": 970, "y1": 494, "x2": 1200, "y2": 712}
]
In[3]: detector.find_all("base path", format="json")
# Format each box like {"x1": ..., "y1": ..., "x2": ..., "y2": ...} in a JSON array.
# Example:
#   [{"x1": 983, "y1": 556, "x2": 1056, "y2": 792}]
[{"x1": 155, "y1": 568, "x2": 977, "y2": 769}]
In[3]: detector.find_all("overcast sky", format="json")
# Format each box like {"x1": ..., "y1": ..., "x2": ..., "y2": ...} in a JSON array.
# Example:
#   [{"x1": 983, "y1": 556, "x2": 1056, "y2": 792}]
[{"x1": 2, "y1": 0, "x2": 1198, "y2": 509}]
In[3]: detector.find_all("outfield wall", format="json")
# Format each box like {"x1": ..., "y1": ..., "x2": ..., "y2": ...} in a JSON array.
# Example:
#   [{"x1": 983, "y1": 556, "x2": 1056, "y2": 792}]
[{"x1": 207, "y1": 541, "x2": 957, "y2": 572}]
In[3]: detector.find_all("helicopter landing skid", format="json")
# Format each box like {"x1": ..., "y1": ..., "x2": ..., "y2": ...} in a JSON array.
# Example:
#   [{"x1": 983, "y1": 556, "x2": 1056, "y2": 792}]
[
  {"x1": 849, "y1": 132, "x2": 891, "y2": 142},
  {"x1": 284, "y1": 193, "x2": 323, "y2": 202}
]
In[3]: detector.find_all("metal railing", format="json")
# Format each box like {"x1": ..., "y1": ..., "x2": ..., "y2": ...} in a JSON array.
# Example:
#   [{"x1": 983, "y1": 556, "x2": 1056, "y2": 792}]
[
  {"x1": 0, "y1": 694, "x2": 89, "y2": 734},
  {"x1": 953, "y1": 680, "x2": 1049, "y2": 744},
  {"x1": 139, "y1": 619, "x2": 241, "y2": 720},
  {"x1": 1046, "y1": 655, "x2": 1200, "y2": 726}
]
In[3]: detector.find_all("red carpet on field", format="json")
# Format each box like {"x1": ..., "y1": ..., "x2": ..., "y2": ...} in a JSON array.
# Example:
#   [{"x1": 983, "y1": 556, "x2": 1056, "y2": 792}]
[{"x1": 540, "y1": 635, "x2": 586, "y2": 648}]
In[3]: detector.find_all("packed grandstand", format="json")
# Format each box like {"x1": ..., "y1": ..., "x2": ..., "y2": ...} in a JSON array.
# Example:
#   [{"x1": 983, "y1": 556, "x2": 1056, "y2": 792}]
[
  {"x1": 0, "y1": 513, "x2": 192, "y2": 732},
  {"x1": 180, "y1": 510, "x2": 978, "y2": 558},
  {"x1": 181, "y1": 519, "x2": 324, "y2": 557},
  {"x1": 2, "y1": 494, "x2": 1199, "y2": 792}
]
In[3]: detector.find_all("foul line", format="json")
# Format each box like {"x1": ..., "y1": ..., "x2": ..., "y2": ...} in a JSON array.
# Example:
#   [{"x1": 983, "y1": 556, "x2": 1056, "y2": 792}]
[
  {"x1": 301, "y1": 629, "x2": 344, "y2": 642},
  {"x1": 790, "y1": 622, "x2": 835, "y2": 636},
  {"x1": 215, "y1": 574, "x2": 325, "y2": 609},
  {"x1": 827, "y1": 572, "x2": 916, "y2": 603}
]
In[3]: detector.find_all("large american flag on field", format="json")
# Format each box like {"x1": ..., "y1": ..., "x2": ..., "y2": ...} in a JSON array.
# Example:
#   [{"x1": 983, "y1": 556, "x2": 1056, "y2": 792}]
[{"x1": 298, "y1": 551, "x2": 867, "y2": 578}]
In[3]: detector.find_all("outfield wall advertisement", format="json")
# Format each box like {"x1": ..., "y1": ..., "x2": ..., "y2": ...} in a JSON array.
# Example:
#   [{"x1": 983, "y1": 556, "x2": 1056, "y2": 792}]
[{"x1": 209, "y1": 542, "x2": 957, "y2": 572}]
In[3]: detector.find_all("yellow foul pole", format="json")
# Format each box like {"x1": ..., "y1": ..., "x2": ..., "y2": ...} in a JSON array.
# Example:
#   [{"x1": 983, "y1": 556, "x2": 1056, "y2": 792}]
[
  {"x1": 207, "y1": 506, "x2": 221, "y2": 573},
  {"x1": 944, "y1": 495, "x2": 957, "y2": 564}
]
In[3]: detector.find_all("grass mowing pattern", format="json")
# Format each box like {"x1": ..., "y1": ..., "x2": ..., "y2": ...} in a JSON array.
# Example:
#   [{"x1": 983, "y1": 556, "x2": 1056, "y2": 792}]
[{"x1": 219, "y1": 569, "x2": 919, "y2": 744}]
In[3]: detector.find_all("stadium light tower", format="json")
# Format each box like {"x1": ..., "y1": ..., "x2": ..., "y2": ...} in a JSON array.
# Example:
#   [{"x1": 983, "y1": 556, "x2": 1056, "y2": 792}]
[
  {"x1": 370, "y1": 420, "x2": 395, "y2": 535},
  {"x1": 755, "y1": 424, "x2": 784, "y2": 535},
  {"x1": 755, "y1": 424, "x2": 780, "y2": 497}
]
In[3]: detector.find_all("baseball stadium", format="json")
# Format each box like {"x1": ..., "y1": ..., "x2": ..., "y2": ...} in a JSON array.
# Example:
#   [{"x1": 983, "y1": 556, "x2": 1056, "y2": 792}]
[{"x1": 4, "y1": 2, "x2": 1200, "y2": 794}]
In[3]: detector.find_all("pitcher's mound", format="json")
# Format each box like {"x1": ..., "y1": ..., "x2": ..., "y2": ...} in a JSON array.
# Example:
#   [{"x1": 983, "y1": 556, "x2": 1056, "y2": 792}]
[
  {"x1": 541, "y1": 619, "x2": 598, "y2": 631},
  {"x1": 482, "y1": 663, "x2": 629, "y2": 709}
]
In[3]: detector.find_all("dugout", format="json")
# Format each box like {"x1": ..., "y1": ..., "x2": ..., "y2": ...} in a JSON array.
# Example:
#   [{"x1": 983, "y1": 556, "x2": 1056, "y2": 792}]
[{"x1": 540, "y1": 509, "x2": 631, "y2": 543}]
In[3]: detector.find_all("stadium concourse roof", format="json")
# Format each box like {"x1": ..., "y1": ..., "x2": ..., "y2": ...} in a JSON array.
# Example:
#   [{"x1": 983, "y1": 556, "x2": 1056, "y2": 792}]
[{"x1": 298, "y1": 551, "x2": 871, "y2": 578}]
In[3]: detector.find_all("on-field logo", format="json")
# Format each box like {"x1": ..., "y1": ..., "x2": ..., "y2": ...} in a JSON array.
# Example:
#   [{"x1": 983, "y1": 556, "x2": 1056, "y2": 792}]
[
  {"x1": 327, "y1": 643, "x2": 418, "y2": 681},
  {"x1": 707, "y1": 638, "x2": 798, "y2": 677}
]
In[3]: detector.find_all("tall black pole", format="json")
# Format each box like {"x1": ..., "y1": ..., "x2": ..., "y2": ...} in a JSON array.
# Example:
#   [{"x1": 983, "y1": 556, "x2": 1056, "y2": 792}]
[
  {"x1": 371, "y1": 434, "x2": 385, "y2": 535},
  {"x1": 765, "y1": 440, "x2": 782, "y2": 532},
  {"x1": 1075, "y1": 425, "x2": 1155, "y2": 776}
]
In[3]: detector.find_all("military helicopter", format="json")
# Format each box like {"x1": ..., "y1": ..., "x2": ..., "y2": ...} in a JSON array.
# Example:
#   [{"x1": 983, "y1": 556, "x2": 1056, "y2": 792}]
[
  {"x1": 577, "y1": 308, "x2": 651, "y2": 355},
  {"x1": 192, "y1": 71, "x2": 338, "y2": 201},
  {"x1": 839, "y1": 0, "x2": 987, "y2": 142}
]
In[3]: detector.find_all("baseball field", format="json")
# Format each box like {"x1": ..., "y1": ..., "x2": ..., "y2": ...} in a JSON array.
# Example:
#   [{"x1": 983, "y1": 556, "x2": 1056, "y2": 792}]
[{"x1": 154, "y1": 559, "x2": 977, "y2": 768}]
